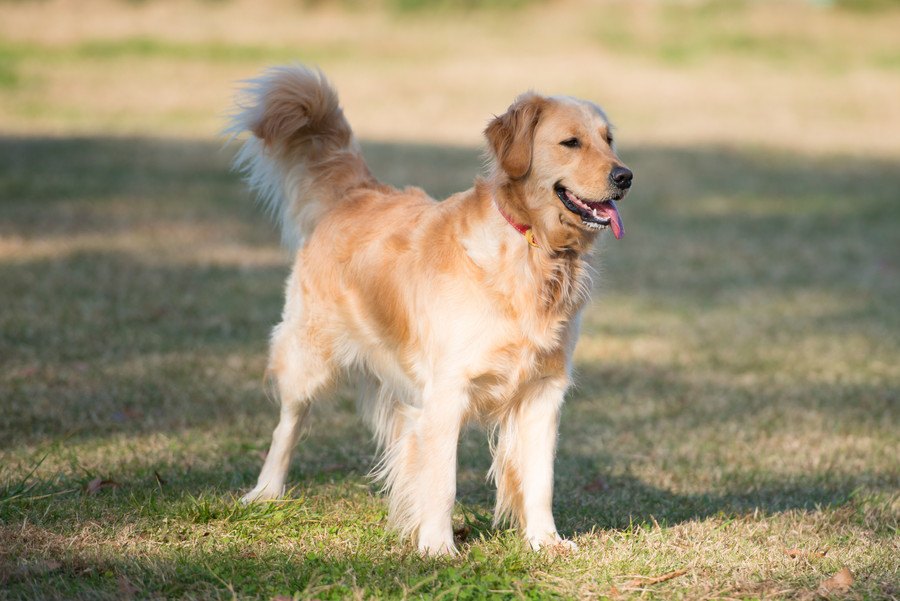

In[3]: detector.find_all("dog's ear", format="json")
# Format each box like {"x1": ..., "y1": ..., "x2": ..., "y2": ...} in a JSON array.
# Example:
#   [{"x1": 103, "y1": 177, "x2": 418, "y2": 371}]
[{"x1": 485, "y1": 94, "x2": 545, "y2": 180}]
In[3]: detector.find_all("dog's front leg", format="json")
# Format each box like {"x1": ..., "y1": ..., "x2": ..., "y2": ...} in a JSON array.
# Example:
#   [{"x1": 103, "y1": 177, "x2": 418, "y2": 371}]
[
  {"x1": 494, "y1": 378, "x2": 576, "y2": 551},
  {"x1": 411, "y1": 385, "x2": 465, "y2": 556}
]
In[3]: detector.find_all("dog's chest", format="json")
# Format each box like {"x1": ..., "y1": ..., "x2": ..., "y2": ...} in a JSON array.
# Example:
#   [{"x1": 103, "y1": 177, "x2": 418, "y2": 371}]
[
  {"x1": 458, "y1": 258, "x2": 584, "y2": 415},
  {"x1": 464, "y1": 314, "x2": 569, "y2": 417}
]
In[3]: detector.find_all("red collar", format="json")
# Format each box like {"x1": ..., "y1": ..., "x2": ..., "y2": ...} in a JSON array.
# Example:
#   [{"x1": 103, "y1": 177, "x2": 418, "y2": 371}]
[{"x1": 496, "y1": 203, "x2": 538, "y2": 248}]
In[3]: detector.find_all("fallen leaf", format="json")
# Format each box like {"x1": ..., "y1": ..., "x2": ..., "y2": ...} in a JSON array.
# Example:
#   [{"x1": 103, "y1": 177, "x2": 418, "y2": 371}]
[
  {"x1": 86, "y1": 478, "x2": 121, "y2": 495},
  {"x1": 453, "y1": 524, "x2": 471, "y2": 543},
  {"x1": 42, "y1": 560, "x2": 62, "y2": 573},
  {"x1": 785, "y1": 547, "x2": 828, "y2": 559},
  {"x1": 147, "y1": 306, "x2": 169, "y2": 321},
  {"x1": 622, "y1": 569, "x2": 688, "y2": 590},
  {"x1": 14, "y1": 365, "x2": 39, "y2": 378},
  {"x1": 818, "y1": 567, "x2": 854, "y2": 595},
  {"x1": 111, "y1": 408, "x2": 143, "y2": 423},
  {"x1": 320, "y1": 463, "x2": 347, "y2": 473},
  {"x1": 583, "y1": 477, "x2": 609, "y2": 493},
  {"x1": 117, "y1": 574, "x2": 138, "y2": 599},
  {"x1": 18, "y1": 559, "x2": 62, "y2": 577}
]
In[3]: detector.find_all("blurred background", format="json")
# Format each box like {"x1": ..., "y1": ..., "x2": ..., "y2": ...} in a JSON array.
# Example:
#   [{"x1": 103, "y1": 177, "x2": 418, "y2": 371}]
[{"x1": 2, "y1": 0, "x2": 899, "y2": 152}]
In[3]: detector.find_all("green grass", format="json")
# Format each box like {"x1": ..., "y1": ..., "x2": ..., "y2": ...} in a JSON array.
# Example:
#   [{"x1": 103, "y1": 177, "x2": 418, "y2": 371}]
[
  {"x1": 0, "y1": 39, "x2": 351, "y2": 66},
  {"x1": 592, "y1": 1, "x2": 900, "y2": 71},
  {"x1": 1, "y1": 136, "x2": 898, "y2": 599},
  {"x1": 2, "y1": 7, "x2": 897, "y2": 77},
  {"x1": 387, "y1": 0, "x2": 541, "y2": 12},
  {"x1": 835, "y1": 0, "x2": 900, "y2": 12}
]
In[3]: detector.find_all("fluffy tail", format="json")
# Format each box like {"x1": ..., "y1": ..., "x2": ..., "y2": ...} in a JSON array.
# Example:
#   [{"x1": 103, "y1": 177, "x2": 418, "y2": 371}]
[{"x1": 229, "y1": 65, "x2": 377, "y2": 249}]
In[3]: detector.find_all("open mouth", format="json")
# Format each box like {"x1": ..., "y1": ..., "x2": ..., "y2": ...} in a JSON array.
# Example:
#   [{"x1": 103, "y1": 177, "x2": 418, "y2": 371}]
[{"x1": 554, "y1": 184, "x2": 624, "y2": 239}]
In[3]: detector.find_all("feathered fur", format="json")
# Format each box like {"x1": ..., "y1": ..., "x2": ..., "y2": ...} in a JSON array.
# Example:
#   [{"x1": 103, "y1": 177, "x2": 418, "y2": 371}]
[
  {"x1": 229, "y1": 66, "x2": 378, "y2": 249},
  {"x1": 231, "y1": 66, "x2": 632, "y2": 555}
]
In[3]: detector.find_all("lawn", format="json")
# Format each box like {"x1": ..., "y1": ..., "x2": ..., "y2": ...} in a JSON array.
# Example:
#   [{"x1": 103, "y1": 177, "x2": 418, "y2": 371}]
[{"x1": 1, "y1": 1, "x2": 899, "y2": 599}]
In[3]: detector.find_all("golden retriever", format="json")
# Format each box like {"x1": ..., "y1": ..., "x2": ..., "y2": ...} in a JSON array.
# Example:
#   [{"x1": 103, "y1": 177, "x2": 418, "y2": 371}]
[{"x1": 231, "y1": 66, "x2": 632, "y2": 555}]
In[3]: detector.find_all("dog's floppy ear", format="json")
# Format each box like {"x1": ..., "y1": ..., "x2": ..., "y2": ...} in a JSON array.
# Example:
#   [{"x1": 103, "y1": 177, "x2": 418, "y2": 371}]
[{"x1": 485, "y1": 93, "x2": 546, "y2": 180}]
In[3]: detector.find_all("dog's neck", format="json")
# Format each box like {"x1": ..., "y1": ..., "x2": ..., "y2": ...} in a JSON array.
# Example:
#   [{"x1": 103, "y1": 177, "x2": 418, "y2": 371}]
[
  {"x1": 463, "y1": 180, "x2": 593, "y2": 318},
  {"x1": 495, "y1": 199, "x2": 537, "y2": 248}
]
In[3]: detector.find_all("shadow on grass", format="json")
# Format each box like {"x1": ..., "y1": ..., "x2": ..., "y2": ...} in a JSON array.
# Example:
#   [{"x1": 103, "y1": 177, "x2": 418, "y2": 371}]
[
  {"x1": 2, "y1": 134, "x2": 898, "y2": 306},
  {"x1": 2, "y1": 136, "x2": 898, "y2": 571},
  {"x1": 2, "y1": 134, "x2": 897, "y2": 430},
  {"x1": 551, "y1": 464, "x2": 894, "y2": 535},
  {"x1": 2, "y1": 462, "x2": 895, "y2": 599},
  {"x1": 1, "y1": 518, "x2": 550, "y2": 600}
]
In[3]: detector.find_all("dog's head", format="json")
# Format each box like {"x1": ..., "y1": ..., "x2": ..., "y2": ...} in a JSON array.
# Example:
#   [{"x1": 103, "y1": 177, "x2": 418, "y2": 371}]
[{"x1": 485, "y1": 93, "x2": 632, "y2": 251}]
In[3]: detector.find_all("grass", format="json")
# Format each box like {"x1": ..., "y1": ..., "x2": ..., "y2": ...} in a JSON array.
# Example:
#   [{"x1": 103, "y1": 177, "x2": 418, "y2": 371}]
[
  {"x1": 1, "y1": 136, "x2": 897, "y2": 599},
  {"x1": 1, "y1": 0, "x2": 899, "y2": 599},
  {"x1": 591, "y1": 1, "x2": 900, "y2": 71},
  {"x1": 2, "y1": 0, "x2": 900, "y2": 150},
  {"x1": 0, "y1": 39, "x2": 351, "y2": 67}
]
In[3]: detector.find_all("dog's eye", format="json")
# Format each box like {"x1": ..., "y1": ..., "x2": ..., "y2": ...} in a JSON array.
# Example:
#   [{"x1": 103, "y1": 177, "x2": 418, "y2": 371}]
[
  {"x1": 606, "y1": 135, "x2": 614, "y2": 146},
  {"x1": 559, "y1": 137, "x2": 581, "y2": 148}
]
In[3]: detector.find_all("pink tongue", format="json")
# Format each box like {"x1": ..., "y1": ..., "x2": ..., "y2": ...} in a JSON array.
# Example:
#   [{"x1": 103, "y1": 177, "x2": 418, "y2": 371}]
[{"x1": 595, "y1": 200, "x2": 624, "y2": 240}]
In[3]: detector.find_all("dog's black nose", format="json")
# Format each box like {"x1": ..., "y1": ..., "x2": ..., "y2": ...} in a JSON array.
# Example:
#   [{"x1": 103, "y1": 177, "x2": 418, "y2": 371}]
[{"x1": 610, "y1": 166, "x2": 633, "y2": 190}]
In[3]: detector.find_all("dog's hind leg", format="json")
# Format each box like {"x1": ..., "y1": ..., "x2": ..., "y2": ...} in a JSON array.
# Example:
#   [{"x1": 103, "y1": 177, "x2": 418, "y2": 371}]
[{"x1": 242, "y1": 320, "x2": 334, "y2": 503}]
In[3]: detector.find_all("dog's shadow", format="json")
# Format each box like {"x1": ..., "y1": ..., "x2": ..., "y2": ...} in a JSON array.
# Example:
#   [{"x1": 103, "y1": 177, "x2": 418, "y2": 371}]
[
  {"x1": 6, "y1": 135, "x2": 896, "y2": 549},
  {"x1": 272, "y1": 384, "x2": 889, "y2": 544},
  {"x1": 448, "y1": 422, "x2": 884, "y2": 542},
  {"x1": 549, "y1": 469, "x2": 866, "y2": 536}
]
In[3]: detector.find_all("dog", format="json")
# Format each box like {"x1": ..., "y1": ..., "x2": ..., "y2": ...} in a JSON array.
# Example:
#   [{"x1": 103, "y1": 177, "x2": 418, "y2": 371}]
[{"x1": 231, "y1": 66, "x2": 632, "y2": 555}]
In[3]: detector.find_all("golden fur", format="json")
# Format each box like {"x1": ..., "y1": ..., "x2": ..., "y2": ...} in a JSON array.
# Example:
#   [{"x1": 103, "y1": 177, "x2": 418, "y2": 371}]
[{"x1": 231, "y1": 66, "x2": 632, "y2": 555}]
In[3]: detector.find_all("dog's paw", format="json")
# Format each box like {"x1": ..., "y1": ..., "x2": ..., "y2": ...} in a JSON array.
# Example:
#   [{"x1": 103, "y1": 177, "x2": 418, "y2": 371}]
[
  {"x1": 417, "y1": 538, "x2": 458, "y2": 557},
  {"x1": 528, "y1": 533, "x2": 578, "y2": 553},
  {"x1": 550, "y1": 538, "x2": 578, "y2": 553},
  {"x1": 240, "y1": 484, "x2": 283, "y2": 504}
]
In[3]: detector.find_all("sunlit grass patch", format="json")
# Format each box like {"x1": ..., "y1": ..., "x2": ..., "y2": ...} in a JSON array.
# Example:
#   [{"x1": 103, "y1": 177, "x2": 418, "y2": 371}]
[
  {"x1": 588, "y1": 0, "x2": 900, "y2": 73},
  {"x1": 2, "y1": 0, "x2": 900, "y2": 150},
  {"x1": 0, "y1": 39, "x2": 349, "y2": 65},
  {"x1": 0, "y1": 62, "x2": 19, "y2": 91},
  {"x1": 387, "y1": 0, "x2": 540, "y2": 12}
]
